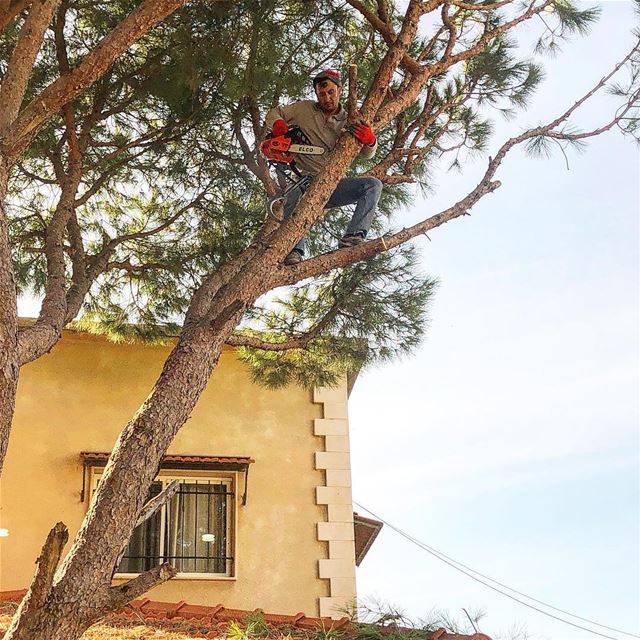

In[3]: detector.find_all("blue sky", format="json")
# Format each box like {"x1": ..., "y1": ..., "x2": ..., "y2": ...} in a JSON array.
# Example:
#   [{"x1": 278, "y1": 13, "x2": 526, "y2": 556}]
[{"x1": 349, "y1": 3, "x2": 639, "y2": 639}]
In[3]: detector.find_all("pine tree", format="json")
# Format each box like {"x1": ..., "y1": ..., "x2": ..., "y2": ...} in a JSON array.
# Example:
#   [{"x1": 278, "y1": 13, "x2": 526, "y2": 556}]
[{"x1": 0, "y1": 1, "x2": 638, "y2": 638}]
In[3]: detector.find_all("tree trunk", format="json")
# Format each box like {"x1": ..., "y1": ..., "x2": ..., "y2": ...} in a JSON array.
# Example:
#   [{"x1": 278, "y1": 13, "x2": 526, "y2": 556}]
[
  {"x1": 4, "y1": 307, "x2": 246, "y2": 639},
  {"x1": 0, "y1": 155, "x2": 19, "y2": 475}
]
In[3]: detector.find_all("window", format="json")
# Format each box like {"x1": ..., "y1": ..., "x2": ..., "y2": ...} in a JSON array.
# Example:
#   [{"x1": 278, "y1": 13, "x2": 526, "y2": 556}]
[{"x1": 94, "y1": 474, "x2": 235, "y2": 578}]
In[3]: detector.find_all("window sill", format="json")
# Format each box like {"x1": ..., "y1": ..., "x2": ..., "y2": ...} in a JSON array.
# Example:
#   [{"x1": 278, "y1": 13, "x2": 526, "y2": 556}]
[{"x1": 114, "y1": 573, "x2": 236, "y2": 582}]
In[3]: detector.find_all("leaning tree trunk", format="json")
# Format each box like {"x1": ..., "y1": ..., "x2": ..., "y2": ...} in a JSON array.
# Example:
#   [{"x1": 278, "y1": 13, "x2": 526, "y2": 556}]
[
  {"x1": 0, "y1": 155, "x2": 19, "y2": 475},
  {"x1": 4, "y1": 301, "x2": 250, "y2": 639},
  {"x1": 5, "y1": 98, "x2": 368, "y2": 639},
  {"x1": 4, "y1": 13, "x2": 412, "y2": 631}
]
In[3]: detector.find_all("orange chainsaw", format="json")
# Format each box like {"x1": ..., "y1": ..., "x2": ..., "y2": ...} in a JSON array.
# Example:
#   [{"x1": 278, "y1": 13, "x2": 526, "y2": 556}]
[
  {"x1": 259, "y1": 126, "x2": 325, "y2": 217},
  {"x1": 260, "y1": 126, "x2": 325, "y2": 164}
]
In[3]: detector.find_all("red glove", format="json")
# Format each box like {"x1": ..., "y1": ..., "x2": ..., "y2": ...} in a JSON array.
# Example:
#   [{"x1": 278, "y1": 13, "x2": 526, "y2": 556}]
[
  {"x1": 272, "y1": 118, "x2": 289, "y2": 137},
  {"x1": 348, "y1": 122, "x2": 376, "y2": 146}
]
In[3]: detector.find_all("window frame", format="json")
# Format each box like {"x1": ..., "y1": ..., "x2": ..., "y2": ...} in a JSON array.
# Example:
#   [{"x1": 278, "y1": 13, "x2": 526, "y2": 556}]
[{"x1": 90, "y1": 468, "x2": 238, "y2": 581}]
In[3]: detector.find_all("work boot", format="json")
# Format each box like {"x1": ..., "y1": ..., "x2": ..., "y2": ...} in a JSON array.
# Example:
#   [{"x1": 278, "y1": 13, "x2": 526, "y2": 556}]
[
  {"x1": 338, "y1": 231, "x2": 366, "y2": 248},
  {"x1": 284, "y1": 249, "x2": 304, "y2": 266}
]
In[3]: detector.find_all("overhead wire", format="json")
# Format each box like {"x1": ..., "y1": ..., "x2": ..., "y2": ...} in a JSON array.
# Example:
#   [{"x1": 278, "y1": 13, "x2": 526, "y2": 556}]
[{"x1": 353, "y1": 500, "x2": 639, "y2": 640}]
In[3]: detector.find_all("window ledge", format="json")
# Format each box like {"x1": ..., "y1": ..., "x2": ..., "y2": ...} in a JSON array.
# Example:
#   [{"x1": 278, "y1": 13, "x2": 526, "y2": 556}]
[{"x1": 114, "y1": 573, "x2": 237, "y2": 582}]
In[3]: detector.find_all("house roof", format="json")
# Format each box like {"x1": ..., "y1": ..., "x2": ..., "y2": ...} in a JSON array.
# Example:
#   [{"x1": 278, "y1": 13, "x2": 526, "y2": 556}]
[
  {"x1": 18, "y1": 318, "x2": 364, "y2": 392},
  {"x1": 353, "y1": 513, "x2": 384, "y2": 566},
  {"x1": 0, "y1": 591, "x2": 492, "y2": 640}
]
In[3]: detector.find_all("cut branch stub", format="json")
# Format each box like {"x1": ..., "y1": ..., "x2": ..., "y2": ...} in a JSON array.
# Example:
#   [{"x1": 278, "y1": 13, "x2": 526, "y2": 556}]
[
  {"x1": 348, "y1": 64, "x2": 360, "y2": 122},
  {"x1": 4, "y1": 522, "x2": 69, "y2": 638}
]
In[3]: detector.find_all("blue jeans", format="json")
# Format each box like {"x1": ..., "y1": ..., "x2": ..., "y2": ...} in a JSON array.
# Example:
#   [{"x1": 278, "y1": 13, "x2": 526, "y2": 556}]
[{"x1": 284, "y1": 176, "x2": 383, "y2": 255}]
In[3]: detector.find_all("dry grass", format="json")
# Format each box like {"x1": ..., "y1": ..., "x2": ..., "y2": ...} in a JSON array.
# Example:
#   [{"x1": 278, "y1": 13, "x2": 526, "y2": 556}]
[
  {"x1": 0, "y1": 613, "x2": 206, "y2": 639},
  {"x1": 0, "y1": 607, "x2": 317, "y2": 640}
]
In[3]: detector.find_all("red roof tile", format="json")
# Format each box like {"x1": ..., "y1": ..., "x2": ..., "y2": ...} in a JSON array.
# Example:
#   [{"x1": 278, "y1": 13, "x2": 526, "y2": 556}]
[
  {"x1": 80, "y1": 452, "x2": 255, "y2": 466},
  {"x1": 0, "y1": 590, "x2": 26, "y2": 603},
  {"x1": 1, "y1": 592, "x2": 489, "y2": 639},
  {"x1": 114, "y1": 599, "x2": 352, "y2": 629}
]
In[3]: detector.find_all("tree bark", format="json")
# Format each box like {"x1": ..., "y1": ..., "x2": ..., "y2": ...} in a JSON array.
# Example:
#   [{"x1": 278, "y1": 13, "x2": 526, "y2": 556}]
[
  {"x1": 0, "y1": 0, "x2": 61, "y2": 132},
  {"x1": 3, "y1": 522, "x2": 69, "y2": 640},
  {"x1": 0, "y1": 0, "x2": 33, "y2": 35},
  {"x1": 4, "y1": 314, "x2": 246, "y2": 639},
  {"x1": 0, "y1": 154, "x2": 18, "y2": 476}
]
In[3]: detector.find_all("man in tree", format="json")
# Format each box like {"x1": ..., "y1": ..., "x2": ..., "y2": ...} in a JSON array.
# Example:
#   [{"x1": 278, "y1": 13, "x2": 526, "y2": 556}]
[{"x1": 262, "y1": 69, "x2": 382, "y2": 265}]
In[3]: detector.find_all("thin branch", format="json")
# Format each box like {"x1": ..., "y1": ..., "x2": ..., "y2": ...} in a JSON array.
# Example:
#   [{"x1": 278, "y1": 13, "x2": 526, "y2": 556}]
[
  {"x1": 15, "y1": 163, "x2": 58, "y2": 185},
  {"x1": 348, "y1": 64, "x2": 360, "y2": 122},
  {"x1": 441, "y1": 2, "x2": 457, "y2": 60},
  {"x1": 136, "y1": 480, "x2": 180, "y2": 528},
  {"x1": 105, "y1": 259, "x2": 175, "y2": 274},
  {"x1": 451, "y1": 0, "x2": 511, "y2": 10},
  {"x1": 53, "y1": 1, "x2": 81, "y2": 173},
  {"x1": 227, "y1": 299, "x2": 342, "y2": 352},
  {"x1": 113, "y1": 480, "x2": 180, "y2": 573}
]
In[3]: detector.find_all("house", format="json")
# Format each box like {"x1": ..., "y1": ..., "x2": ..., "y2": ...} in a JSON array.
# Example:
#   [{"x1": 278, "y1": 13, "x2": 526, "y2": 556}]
[{"x1": 0, "y1": 326, "x2": 382, "y2": 619}]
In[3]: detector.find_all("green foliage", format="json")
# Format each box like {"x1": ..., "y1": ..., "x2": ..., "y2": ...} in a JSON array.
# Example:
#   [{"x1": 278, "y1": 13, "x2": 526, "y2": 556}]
[
  {"x1": 6, "y1": 0, "x2": 628, "y2": 387},
  {"x1": 237, "y1": 247, "x2": 438, "y2": 389},
  {"x1": 534, "y1": 0, "x2": 600, "y2": 55},
  {"x1": 355, "y1": 601, "x2": 495, "y2": 640},
  {"x1": 241, "y1": 613, "x2": 273, "y2": 637}
]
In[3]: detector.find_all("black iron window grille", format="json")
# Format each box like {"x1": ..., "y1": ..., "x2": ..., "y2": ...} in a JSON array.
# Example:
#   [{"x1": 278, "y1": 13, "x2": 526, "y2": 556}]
[{"x1": 117, "y1": 477, "x2": 234, "y2": 576}]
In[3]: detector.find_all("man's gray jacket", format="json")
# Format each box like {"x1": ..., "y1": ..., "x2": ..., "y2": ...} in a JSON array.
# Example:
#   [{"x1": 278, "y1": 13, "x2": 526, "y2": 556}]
[{"x1": 264, "y1": 100, "x2": 377, "y2": 176}]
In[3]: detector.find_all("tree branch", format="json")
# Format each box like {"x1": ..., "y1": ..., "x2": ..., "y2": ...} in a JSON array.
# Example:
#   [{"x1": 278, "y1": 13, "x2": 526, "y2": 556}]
[
  {"x1": 374, "y1": 0, "x2": 553, "y2": 128},
  {"x1": 348, "y1": 64, "x2": 360, "y2": 122},
  {"x1": 112, "y1": 480, "x2": 180, "y2": 573},
  {"x1": 107, "y1": 563, "x2": 177, "y2": 611},
  {"x1": 1, "y1": 0, "x2": 192, "y2": 159},
  {"x1": 451, "y1": 0, "x2": 511, "y2": 10},
  {"x1": 227, "y1": 299, "x2": 343, "y2": 352},
  {"x1": 136, "y1": 480, "x2": 180, "y2": 528},
  {"x1": 0, "y1": 0, "x2": 31, "y2": 34},
  {"x1": 53, "y1": 1, "x2": 81, "y2": 173},
  {"x1": 362, "y1": 0, "x2": 429, "y2": 120},
  {"x1": 0, "y1": 0, "x2": 61, "y2": 132},
  {"x1": 345, "y1": 0, "x2": 424, "y2": 75}
]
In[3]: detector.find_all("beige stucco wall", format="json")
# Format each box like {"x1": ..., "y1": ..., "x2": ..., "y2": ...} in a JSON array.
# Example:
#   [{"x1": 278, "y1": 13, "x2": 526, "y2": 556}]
[{"x1": 0, "y1": 330, "x2": 352, "y2": 616}]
